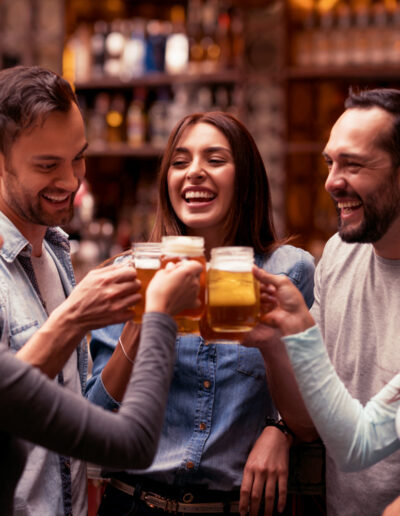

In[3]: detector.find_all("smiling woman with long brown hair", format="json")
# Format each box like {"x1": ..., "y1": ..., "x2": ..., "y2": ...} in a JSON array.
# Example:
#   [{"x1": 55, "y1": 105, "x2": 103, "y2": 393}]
[{"x1": 86, "y1": 111, "x2": 315, "y2": 516}]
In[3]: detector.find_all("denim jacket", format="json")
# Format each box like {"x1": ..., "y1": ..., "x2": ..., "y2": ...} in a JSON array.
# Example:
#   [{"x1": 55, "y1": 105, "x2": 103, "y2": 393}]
[
  {"x1": 86, "y1": 244, "x2": 314, "y2": 491},
  {"x1": 0, "y1": 212, "x2": 87, "y2": 516}
]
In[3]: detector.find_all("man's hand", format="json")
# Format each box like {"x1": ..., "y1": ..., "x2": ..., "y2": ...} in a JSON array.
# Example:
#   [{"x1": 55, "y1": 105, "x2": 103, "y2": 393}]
[
  {"x1": 55, "y1": 263, "x2": 141, "y2": 334},
  {"x1": 239, "y1": 426, "x2": 291, "y2": 516}
]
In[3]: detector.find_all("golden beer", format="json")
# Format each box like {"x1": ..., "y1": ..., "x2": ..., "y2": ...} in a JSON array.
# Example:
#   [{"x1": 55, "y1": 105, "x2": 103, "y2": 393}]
[
  {"x1": 161, "y1": 236, "x2": 206, "y2": 333},
  {"x1": 131, "y1": 243, "x2": 161, "y2": 323},
  {"x1": 206, "y1": 247, "x2": 259, "y2": 333}
]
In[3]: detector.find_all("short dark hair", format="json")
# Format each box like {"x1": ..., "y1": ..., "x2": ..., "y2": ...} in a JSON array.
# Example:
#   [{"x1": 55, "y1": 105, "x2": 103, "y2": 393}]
[
  {"x1": 345, "y1": 88, "x2": 400, "y2": 168},
  {"x1": 150, "y1": 111, "x2": 280, "y2": 255},
  {"x1": 0, "y1": 65, "x2": 78, "y2": 157}
]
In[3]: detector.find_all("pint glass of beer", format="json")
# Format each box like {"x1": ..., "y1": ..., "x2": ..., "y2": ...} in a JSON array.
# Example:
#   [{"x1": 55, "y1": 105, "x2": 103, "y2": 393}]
[
  {"x1": 207, "y1": 247, "x2": 259, "y2": 333},
  {"x1": 131, "y1": 242, "x2": 161, "y2": 323},
  {"x1": 161, "y1": 236, "x2": 206, "y2": 333}
]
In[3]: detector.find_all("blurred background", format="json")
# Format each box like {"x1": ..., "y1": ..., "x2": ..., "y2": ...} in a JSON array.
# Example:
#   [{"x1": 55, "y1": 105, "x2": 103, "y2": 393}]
[{"x1": 1, "y1": 0, "x2": 399, "y2": 277}]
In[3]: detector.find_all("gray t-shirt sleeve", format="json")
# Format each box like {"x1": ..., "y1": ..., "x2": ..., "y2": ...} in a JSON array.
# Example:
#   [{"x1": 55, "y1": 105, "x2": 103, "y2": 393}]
[{"x1": 0, "y1": 312, "x2": 176, "y2": 469}]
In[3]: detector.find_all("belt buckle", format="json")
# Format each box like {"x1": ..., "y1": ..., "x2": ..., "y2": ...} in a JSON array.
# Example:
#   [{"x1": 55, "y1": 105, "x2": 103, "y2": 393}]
[{"x1": 143, "y1": 492, "x2": 179, "y2": 513}]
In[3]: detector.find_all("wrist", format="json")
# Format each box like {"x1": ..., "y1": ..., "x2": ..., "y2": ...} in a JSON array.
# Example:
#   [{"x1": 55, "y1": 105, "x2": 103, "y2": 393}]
[
  {"x1": 48, "y1": 303, "x2": 86, "y2": 341},
  {"x1": 265, "y1": 417, "x2": 295, "y2": 441}
]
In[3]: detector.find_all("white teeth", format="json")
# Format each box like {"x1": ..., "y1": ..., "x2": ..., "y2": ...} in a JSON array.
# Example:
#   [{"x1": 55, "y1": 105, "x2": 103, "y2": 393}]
[
  {"x1": 43, "y1": 194, "x2": 69, "y2": 202},
  {"x1": 337, "y1": 201, "x2": 362, "y2": 209},
  {"x1": 185, "y1": 191, "x2": 215, "y2": 200}
]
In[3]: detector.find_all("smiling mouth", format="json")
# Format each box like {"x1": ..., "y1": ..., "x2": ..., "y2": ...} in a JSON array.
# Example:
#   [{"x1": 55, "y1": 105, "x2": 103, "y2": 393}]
[
  {"x1": 41, "y1": 193, "x2": 71, "y2": 204},
  {"x1": 337, "y1": 200, "x2": 363, "y2": 213},
  {"x1": 184, "y1": 191, "x2": 216, "y2": 203}
]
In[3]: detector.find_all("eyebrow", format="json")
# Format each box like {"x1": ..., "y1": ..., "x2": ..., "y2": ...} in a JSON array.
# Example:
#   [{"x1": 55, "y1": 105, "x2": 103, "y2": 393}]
[
  {"x1": 322, "y1": 151, "x2": 365, "y2": 161},
  {"x1": 173, "y1": 145, "x2": 231, "y2": 154},
  {"x1": 31, "y1": 142, "x2": 89, "y2": 160}
]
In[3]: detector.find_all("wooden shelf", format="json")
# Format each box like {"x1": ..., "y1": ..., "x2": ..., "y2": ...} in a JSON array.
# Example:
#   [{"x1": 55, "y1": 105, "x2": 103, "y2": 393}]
[
  {"x1": 75, "y1": 70, "x2": 243, "y2": 90},
  {"x1": 285, "y1": 65, "x2": 400, "y2": 80},
  {"x1": 85, "y1": 143, "x2": 164, "y2": 158}
]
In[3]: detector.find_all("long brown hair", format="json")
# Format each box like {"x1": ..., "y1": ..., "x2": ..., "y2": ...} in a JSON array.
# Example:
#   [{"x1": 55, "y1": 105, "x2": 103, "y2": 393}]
[{"x1": 150, "y1": 111, "x2": 281, "y2": 255}]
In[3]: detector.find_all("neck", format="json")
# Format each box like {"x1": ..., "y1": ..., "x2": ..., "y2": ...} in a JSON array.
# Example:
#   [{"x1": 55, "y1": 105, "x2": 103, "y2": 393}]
[
  {"x1": 372, "y1": 219, "x2": 400, "y2": 260},
  {"x1": 0, "y1": 198, "x2": 46, "y2": 257}
]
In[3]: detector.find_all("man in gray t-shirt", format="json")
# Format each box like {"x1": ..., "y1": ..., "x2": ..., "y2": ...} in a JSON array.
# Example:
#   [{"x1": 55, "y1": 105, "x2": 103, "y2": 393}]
[{"x1": 310, "y1": 88, "x2": 400, "y2": 516}]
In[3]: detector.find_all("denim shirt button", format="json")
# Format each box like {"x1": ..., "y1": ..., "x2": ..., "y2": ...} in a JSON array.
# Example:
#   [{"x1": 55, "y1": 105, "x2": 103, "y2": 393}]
[
  {"x1": 199, "y1": 422, "x2": 206, "y2": 430},
  {"x1": 203, "y1": 380, "x2": 211, "y2": 389},
  {"x1": 186, "y1": 461, "x2": 194, "y2": 469}
]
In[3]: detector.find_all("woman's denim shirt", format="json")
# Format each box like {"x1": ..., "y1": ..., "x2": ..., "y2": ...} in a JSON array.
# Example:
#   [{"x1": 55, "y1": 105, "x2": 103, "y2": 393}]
[
  {"x1": 0, "y1": 212, "x2": 87, "y2": 515},
  {"x1": 86, "y1": 244, "x2": 314, "y2": 490}
]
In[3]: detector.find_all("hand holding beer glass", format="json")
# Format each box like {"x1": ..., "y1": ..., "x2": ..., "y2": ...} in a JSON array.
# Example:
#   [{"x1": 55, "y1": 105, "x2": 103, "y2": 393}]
[
  {"x1": 204, "y1": 247, "x2": 260, "y2": 339},
  {"x1": 161, "y1": 236, "x2": 206, "y2": 334},
  {"x1": 131, "y1": 242, "x2": 161, "y2": 323}
]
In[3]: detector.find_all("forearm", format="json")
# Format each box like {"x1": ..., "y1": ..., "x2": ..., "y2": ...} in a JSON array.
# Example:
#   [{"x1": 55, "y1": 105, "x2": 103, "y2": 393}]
[
  {"x1": 283, "y1": 326, "x2": 400, "y2": 470},
  {"x1": 260, "y1": 335, "x2": 318, "y2": 442},
  {"x1": 100, "y1": 321, "x2": 140, "y2": 402},
  {"x1": 1, "y1": 313, "x2": 177, "y2": 469},
  {"x1": 15, "y1": 303, "x2": 86, "y2": 378}
]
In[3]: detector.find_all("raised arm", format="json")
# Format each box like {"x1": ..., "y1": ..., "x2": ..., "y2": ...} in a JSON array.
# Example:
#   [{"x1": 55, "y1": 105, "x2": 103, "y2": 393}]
[
  {"x1": 1, "y1": 260, "x2": 203, "y2": 468},
  {"x1": 253, "y1": 269, "x2": 400, "y2": 471},
  {"x1": 16, "y1": 263, "x2": 141, "y2": 378}
]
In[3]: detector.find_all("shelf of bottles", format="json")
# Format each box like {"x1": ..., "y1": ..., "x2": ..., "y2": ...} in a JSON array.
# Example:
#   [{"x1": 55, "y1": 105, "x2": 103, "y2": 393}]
[
  {"x1": 289, "y1": 0, "x2": 400, "y2": 71},
  {"x1": 283, "y1": 0, "x2": 400, "y2": 255},
  {"x1": 63, "y1": 0, "x2": 288, "y2": 273},
  {"x1": 64, "y1": 1, "x2": 245, "y2": 153}
]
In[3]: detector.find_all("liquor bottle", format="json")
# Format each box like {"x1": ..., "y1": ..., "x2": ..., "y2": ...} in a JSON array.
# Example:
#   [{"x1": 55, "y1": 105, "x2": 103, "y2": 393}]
[
  {"x1": 165, "y1": 5, "x2": 189, "y2": 74},
  {"x1": 187, "y1": 0, "x2": 205, "y2": 73},
  {"x1": 87, "y1": 92, "x2": 110, "y2": 147},
  {"x1": 201, "y1": 0, "x2": 221, "y2": 72},
  {"x1": 120, "y1": 19, "x2": 146, "y2": 79},
  {"x1": 104, "y1": 19, "x2": 125, "y2": 77},
  {"x1": 148, "y1": 87, "x2": 170, "y2": 146},
  {"x1": 127, "y1": 88, "x2": 147, "y2": 147},
  {"x1": 106, "y1": 94, "x2": 126, "y2": 143},
  {"x1": 90, "y1": 20, "x2": 108, "y2": 79}
]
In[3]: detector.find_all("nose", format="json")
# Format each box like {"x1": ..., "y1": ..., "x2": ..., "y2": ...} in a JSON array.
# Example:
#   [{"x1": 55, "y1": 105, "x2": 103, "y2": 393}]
[
  {"x1": 186, "y1": 157, "x2": 206, "y2": 182},
  {"x1": 55, "y1": 161, "x2": 85, "y2": 192},
  {"x1": 325, "y1": 163, "x2": 346, "y2": 195}
]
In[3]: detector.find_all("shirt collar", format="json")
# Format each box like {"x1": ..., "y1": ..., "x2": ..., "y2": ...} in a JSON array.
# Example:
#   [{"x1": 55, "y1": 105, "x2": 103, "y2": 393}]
[{"x1": 0, "y1": 211, "x2": 70, "y2": 263}]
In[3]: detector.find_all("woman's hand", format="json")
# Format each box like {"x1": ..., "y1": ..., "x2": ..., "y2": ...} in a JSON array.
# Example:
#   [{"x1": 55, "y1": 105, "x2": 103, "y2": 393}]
[
  {"x1": 253, "y1": 266, "x2": 315, "y2": 336},
  {"x1": 145, "y1": 260, "x2": 203, "y2": 316}
]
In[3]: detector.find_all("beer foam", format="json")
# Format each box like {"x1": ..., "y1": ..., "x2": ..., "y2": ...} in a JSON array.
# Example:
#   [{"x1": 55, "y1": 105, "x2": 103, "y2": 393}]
[
  {"x1": 161, "y1": 236, "x2": 204, "y2": 257},
  {"x1": 211, "y1": 261, "x2": 252, "y2": 272},
  {"x1": 134, "y1": 257, "x2": 161, "y2": 269}
]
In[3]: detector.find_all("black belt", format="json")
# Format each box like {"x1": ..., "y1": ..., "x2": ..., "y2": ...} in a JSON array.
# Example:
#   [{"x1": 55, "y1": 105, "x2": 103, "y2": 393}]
[{"x1": 109, "y1": 478, "x2": 240, "y2": 514}]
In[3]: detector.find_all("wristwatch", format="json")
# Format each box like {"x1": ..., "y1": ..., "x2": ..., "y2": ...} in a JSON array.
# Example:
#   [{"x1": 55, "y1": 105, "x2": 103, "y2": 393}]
[{"x1": 265, "y1": 417, "x2": 294, "y2": 438}]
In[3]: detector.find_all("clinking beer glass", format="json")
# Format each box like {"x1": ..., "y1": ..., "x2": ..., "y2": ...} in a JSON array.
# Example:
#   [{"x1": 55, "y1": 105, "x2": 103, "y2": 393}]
[
  {"x1": 131, "y1": 242, "x2": 161, "y2": 323},
  {"x1": 161, "y1": 236, "x2": 206, "y2": 334},
  {"x1": 206, "y1": 247, "x2": 260, "y2": 334}
]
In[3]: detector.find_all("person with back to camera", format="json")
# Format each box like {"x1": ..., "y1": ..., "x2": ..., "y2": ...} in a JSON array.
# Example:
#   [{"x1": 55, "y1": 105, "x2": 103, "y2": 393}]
[
  {"x1": 0, "y1": 244, "x2": 203, "y2": 516},
  {"x1": 244, "y1": 88, "x2": 400, "y2": 516},
  {"x1": 85, "y1": 111, "x2": 315, "y2": 516}
]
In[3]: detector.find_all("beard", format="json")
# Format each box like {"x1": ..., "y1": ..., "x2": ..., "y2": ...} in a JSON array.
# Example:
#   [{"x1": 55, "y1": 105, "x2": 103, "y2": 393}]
[
  {"x1": 337, "y1": 171, "x2": 400, "y2": 243},
  {"x1": 2, "y1": 167, "x2": 77, "y2": 228}
]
